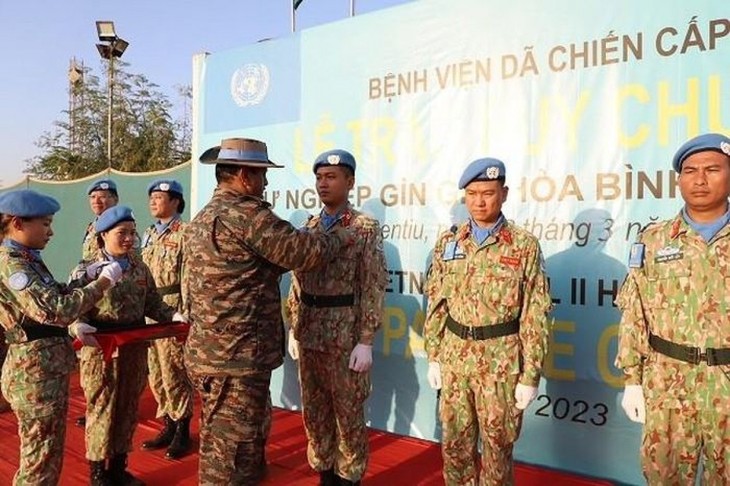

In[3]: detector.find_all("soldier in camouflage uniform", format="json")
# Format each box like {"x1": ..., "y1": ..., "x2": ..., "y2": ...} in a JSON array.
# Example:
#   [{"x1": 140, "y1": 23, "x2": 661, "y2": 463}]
[
  {"x1": 74, "y1": 205, "x2": 179, "y2": 486},
  {"x1": 183, "y1": 138, "x2": 350, "y2": 485},
  {"x1": 0, "y1": 190, "x2": 120, "y2": 485},
  {"x1": 616, "y1": 133, "x2": 730, "y2": 484},
  {"x1": 82, "y1": 179, "x2": 119, "y2": 261},
  {"x1": 424, "y1": 158, "x2": 552, "y2": 486},
  {"x1": 287, "y1": 149, "x2": 388, "y2": 486},
  {"x1": 139, "y1": 179, "x2": 194, "y2": 460}
]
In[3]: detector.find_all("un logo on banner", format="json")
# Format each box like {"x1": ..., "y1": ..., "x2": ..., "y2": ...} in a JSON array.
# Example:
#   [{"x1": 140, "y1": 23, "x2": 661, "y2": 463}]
[{"x1": 230, "y1": 64, "x2": 270, "y2": 107}]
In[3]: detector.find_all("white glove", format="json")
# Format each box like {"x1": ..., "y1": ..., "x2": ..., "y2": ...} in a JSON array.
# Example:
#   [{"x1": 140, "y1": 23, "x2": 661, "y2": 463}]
[
  {"x1": 621, "y1": 384, "x2": 646, "y2": 423},
  {"x1": 172, "y1": 312, "x2": 187, "y2": 323},
  {"x1": 349, "y1": 344, "x2": 373, "y2": 372},
  {"x1": 98, "y1": 262, "x2": 123, "y2": 286},
  {"x1": 287, "y1": 330, "x2": 299, "y2": 361},
  {"x1": 85, "y1": 261, "x2": 111, "y2": 279},
  {"x1": 514, "y1": 383, "x2": 538, "y2": 410},
  {"x1": 427, "y1": 362, "x2": 442, "y2": 390},
  {"x1": 68, "y1": 322, "x2": 99, "y2": 347}
]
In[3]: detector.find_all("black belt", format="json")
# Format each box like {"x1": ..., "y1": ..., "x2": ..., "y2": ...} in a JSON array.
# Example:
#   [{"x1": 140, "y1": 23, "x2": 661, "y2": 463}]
[
  {"x1": 5, "y1": 322, "x2": 69, "y2": 344},
  {"x1": 446, "y1": 314, "x2": 519, "y2": 340},
  {"x1": 649, "y1": 333, "x2": 730, "y2": 366},
  {"x1": 157, "y1": 284, "x2": 181, "y2": 296},
  {"x1": 300, "y1": 291, "x2": 355, "y2": 308}
]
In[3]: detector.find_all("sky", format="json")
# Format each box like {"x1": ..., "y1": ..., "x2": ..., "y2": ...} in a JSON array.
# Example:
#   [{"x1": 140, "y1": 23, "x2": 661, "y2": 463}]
[{"x1": 0, "y1": 0, "x2": 411, "y2": 187}]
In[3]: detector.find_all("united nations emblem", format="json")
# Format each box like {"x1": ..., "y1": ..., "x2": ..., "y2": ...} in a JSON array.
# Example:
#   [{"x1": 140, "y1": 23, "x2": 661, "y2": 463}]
[
  {"x1": 230, "y1": 64, "x2": 270, "y2": 107},
  {"x1": 327, "y1": 154, "x2": 341, "y2": 165},
  {"x1": 721, "y1": 141, "x2": 730, "y2": 156},
  {"x1": 485, "y1": 167, "x2": 500, "y2": 179},
  {"x1": 159, "y1": 183, "x2": 170, "y2": 191}
]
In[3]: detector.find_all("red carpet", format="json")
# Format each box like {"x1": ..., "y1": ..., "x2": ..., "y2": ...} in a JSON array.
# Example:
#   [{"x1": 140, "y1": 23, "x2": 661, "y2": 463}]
[{"x1": 0, "y1": 373, "x2": 612, "y2": 485}]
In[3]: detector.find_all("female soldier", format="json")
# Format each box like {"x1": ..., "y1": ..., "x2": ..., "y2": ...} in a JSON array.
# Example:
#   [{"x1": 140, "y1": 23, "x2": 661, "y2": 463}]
[
  {"x1": 0, "y1": 189, "x2": 121, "y2": 485},
  {"x1": 74, "y1": 205, "x2": 178, "y2": 486}
]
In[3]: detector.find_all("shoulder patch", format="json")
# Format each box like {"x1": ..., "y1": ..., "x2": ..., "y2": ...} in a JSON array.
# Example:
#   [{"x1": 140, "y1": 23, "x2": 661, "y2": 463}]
[{"x1": 8, "y1": 272, "x2": 30, "y2": 291}]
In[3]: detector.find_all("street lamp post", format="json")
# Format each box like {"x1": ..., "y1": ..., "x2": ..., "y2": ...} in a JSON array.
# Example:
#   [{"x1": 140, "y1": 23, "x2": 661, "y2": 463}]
[{"x1": 95, "y1": 21, "x2": 129, "y2": 170}]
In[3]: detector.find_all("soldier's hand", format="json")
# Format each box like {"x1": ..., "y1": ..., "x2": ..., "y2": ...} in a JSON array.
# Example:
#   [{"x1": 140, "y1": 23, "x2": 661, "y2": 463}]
[
  {"x1": 288, "y1": 330, "x2": 299, "y2": 361},
  {"x1": 620, "y1": 384, "x2": 646, "y2": 423},
  {"x1": 349, "y1": 344, "x2": 372, "y2": 372},
  {"x1": 427, "y1": 362, "x2": 442, "y2": 390},
  {"x1": 68, "y1": 322, "x2": 99, "y2": 347},
  {"x1": 514, "y1": 383, "x2": 538, "y2": 410},
  {"x1": 98, "y1": 262, "x2": 124, "y2": 287},
  {"x1": 85, "y1": 260, "x2": 111, "y2": 279}
]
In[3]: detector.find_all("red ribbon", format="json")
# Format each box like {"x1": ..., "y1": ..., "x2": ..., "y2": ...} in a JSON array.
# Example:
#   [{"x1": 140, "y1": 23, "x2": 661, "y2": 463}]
[{"x1": 73, "y1": 322, "x2": 190, "y2": 362}]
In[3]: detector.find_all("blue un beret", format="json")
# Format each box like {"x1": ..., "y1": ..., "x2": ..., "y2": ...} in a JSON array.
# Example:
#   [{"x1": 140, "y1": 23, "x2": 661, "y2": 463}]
[
  {"x1": 87, "y1": 178, "x2": 118, "y2": 195},
  {"x1": 0, "y1": 190, "x2": 60, "y2": 217},
  {"x1": 672, "y1": 133, "x2": 730, "y2": 172},
  {"x1": 95, "y1": 205, "x2": 136, "y2": 232},
  {"x1": 147, "y1": 179, "x2": 184, "y2": 196},
  {"x1": 313, "y1": 149, "x2": 357, "y2": 174},
  {"x1": 458, "y1": 157, "x2": 506, "y2": 189}
]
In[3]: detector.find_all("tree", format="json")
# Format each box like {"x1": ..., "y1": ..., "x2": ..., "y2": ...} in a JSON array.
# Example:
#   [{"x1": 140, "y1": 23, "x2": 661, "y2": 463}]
[{"x1": 26, "y1": 60, "x2": 191, "y2": 180}]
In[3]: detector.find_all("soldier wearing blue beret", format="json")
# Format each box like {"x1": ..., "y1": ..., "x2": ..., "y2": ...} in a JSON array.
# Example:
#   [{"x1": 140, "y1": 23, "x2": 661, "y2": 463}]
[
  {"x1": 0, "y1": 190, "x2": 119, "y2": 484},
  {"x1": 140, "y1": 178, "x2": 193, "y2": 459},
  {"x1": 617, "y1": 132, "x2": 730, "y2": 483},
  {"x1": 287, "y1": 149, "x2": 387, "y2": 485},
  {"x1": 83, "y1": 178, "x2": 120, "y2": 261},
  {"x1": 424, "y1": 157, "x2": 552, "y2": 485},
  {"x1": 74, "y1": 202, "x2": 178, "y2": 484}
]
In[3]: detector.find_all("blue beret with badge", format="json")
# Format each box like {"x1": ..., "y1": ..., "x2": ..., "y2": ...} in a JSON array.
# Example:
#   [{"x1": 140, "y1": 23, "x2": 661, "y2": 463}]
[
  {"x1": 95, "y1": 205, "x2": 135, "y2": 232},
  {"x1": 458, "y1": 157, "x2": 506, "y2": 189},
  {"x1": 147, "y1": 179, "x2": 184, "y2": 196},
  {"x1": 0, "y1": 189, "x2": 60, "y2": 217},
  {"x1": 313, "y1": 149, "x2": 357, "y2": 174},
  {"x1": 672, "y1": 133, "x2": 730, "y2": 172},
  {"x1": 87, "y1": 178, "x2": 118, "y2": 195}
]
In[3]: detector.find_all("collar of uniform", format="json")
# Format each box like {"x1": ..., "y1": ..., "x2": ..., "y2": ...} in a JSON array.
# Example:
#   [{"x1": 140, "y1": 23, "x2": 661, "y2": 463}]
[
  {"x1": 460, "y1": 214, "x2": 509, "y2": 244},
  {"x1": 1, "y1": 238, "x2": 42, "y2": 262},
  {"x1": 154, "y1": 214, "x2": 181, "y2": 234},
  {"x1": 214, "y1": 186, "x2": 271, "y2": 208}
]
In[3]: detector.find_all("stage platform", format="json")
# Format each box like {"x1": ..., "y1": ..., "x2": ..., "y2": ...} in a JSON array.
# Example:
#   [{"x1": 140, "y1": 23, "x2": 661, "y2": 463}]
[{"x1": 0, "y1": 373, "x2": 613, "y2": 485}]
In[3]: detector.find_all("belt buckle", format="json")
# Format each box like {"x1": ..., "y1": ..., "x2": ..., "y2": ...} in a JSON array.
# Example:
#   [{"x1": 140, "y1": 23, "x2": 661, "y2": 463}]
[
  {"x1": 469, "y1": 326, "x2": 476, "y2": 340},
  {"x1": 706, "y1": 348, "x2": 717, "y2": 366},
  {"x1": 691, "y1": 347, "x2": 705, "y2": 365}
]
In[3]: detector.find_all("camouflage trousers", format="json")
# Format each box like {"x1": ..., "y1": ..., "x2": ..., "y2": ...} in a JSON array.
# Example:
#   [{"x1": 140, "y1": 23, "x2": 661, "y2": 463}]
[
  {"x1": 80, "y1": 343, "x2": 148, "y2": 461},
  {"x1": 642, "y1": 396, "x2": 730, "y2": 485},
  {"x1": 439, "y1": 363, "x2": 522, "y2": 486},
  {"x1": 299, "y1": 349, "x2": 371, "y2": 482},
  {"x1": 147, "y1": 337, "x2": 193, "y2": 420},
  {"x1": 191, "y1": 370, "x2": 272, "y2": 485},
  {"x1": 1, "y1": 368, "x2": 69, "y2": 486}
]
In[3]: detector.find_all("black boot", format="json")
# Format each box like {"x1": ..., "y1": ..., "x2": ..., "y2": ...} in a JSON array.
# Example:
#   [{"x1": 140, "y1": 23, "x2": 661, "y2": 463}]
[
  {"x1": 165, "y1": 416, "x2": 191, "y2": 459},
  {"x1": 141, "y1": 415, "x2": 175, "y2": 450},
  {"x1": 89, "y1": 460, "x2": 109, "y2": 486},
  {"x1": 108, "y1": 454, "x2": 145, "y2": 486},
  {"x1": 338, "y1": 479, "x2": 361, "y2": 486},
  {"x1": 319, "y1": 468, "x2": 338, "y2": 486}
]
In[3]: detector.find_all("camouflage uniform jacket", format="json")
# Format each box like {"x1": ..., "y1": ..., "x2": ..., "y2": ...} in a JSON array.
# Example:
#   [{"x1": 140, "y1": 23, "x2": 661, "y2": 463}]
[
  {"x1": 72, "y1": 250, "x2": 175, "y2": 328},
  {"x1": 287, "y1": 205, "x2": 388, "y2": 352},
  {"x1": 82, "y1": 221, "x2": 98, "y2": 261},
  {"x1": 424, "y1": 220, "x2": 552, "y2": 387},
  {"x1": 0, "y1": 245, "x2": 106, "y2": 384},
  {"x1": 615, "y1": 213, "x2": 730, "y2": 407},
  {"x1": 141, "y1": 217, "x2": 185, "y2": 312},
  {"x1": 182, "y1": 187, "x2": 344, "y2": 376}
]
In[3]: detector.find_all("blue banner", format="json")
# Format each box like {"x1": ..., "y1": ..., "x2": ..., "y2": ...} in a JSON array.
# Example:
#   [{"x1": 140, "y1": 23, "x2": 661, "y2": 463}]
[{"x1": 191, "y1": 1, "x2": 730, "y2": 483}]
